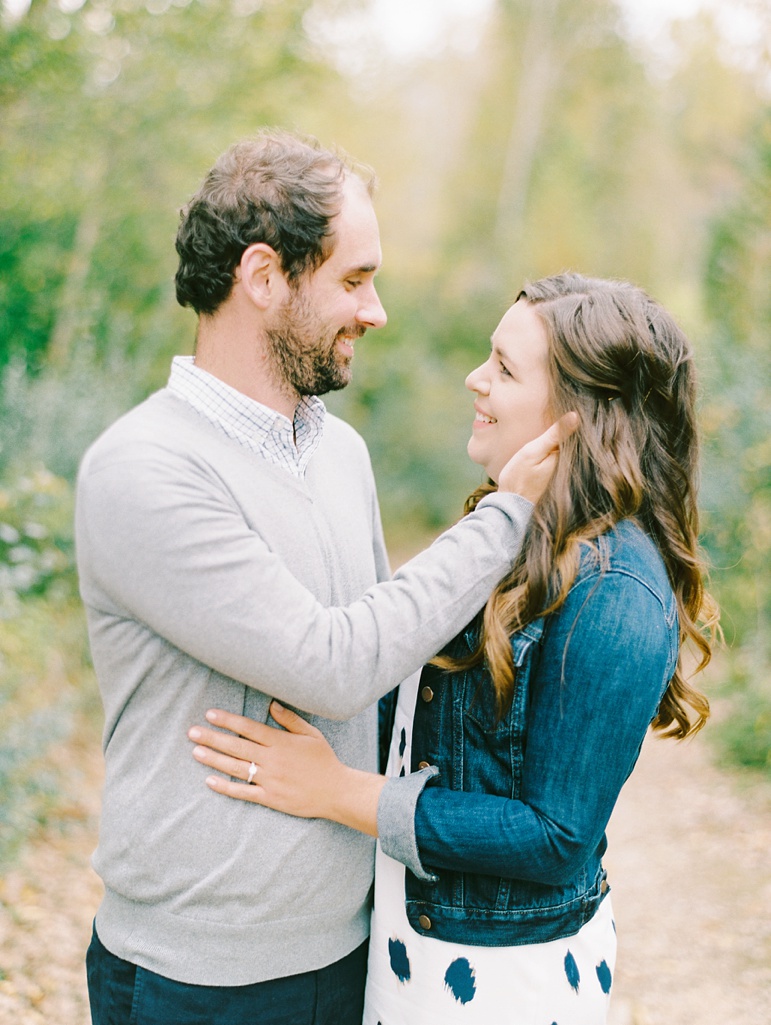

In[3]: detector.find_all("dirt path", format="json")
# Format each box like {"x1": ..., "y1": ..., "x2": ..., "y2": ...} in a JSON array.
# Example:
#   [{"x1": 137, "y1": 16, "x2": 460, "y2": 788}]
[
  {"x1": 606, "y1": 728, "x2": 771, "y2": 1025},
  {"x1": 0, "y1": 729, "x2": 769, "y2": 1024},
  {"x1": 0, "y1": 738, "x2": 103, "y2": 1025}
]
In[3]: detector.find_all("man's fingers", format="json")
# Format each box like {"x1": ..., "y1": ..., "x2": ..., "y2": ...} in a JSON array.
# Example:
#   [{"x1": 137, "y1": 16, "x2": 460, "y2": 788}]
[
  {"x1": 521, "y1": 412, "x2": 579, "y2": 465},
  {"x1": 497, "y1": 411, "x2": 578, "y2": 500},
  {"x1": 556, "y1": 410, "x2": 580, "y2": 439}
]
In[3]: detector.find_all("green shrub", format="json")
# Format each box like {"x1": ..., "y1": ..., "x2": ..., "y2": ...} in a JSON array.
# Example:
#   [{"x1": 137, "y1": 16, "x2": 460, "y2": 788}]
[
  {"x1": 0, "y1": 699, "x2": 74, "y2": 864},
  {"x1": 712, "y1": 656, "x2": 771, "y2": 776},
  {"x1": 0, "y1": 467, "x2": 76, "y2": 613},
  {"x1": 0, "y1": 589, "x2": 95, "y2": 866}
]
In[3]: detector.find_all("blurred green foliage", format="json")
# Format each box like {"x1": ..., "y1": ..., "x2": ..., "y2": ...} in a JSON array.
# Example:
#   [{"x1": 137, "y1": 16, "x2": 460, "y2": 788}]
[
  {"x1": 0, "y1": 588, "x2": 94, "y2": 864},
  {"x1": 0, "y1": 0, "x2": 769, "y2": 864},
  {"x1": 700, "y1": 108, "x2": 771, "y2": 771},
  {"x1": 0, "y1": 468, "x2": 75, "y2": 606},
  {"x1": 0, "y1": 470, "x2": 82, "y2": 862}
]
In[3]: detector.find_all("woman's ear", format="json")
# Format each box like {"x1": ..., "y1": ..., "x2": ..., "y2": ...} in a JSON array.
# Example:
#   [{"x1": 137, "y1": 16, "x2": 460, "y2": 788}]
[{"x1": 237, "y1": 243, "x2": 288, "y2": 310}]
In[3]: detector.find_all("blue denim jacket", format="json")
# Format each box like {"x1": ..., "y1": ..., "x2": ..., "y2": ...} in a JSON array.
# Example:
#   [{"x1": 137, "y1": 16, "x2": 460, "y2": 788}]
[{"x1": 377, "y1": 519, "x2": 679, "y2": 946}]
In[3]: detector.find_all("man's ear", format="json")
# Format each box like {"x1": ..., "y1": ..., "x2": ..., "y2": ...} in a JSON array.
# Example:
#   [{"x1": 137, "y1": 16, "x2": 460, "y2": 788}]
[{"x1": 237, "y1": 243, "x2": 288, "y2": 310}]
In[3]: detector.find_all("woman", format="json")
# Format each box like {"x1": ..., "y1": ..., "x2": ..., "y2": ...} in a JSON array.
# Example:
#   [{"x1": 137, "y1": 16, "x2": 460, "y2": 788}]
[{"x1": 190, "y1": 273, "x2": 717, "y2": 1024}]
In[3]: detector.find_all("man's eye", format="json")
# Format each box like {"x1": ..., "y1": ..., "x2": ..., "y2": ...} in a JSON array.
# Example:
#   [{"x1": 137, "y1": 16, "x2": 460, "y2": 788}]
[{"x1": 346, "y1": 279, "x2": 361, "y2": 289}]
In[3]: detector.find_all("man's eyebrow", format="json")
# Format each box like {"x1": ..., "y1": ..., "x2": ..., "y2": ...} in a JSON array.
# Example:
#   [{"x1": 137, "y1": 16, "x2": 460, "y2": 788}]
[{"x1": 343, "y1": 263, "x2": 380, "y2": 276}]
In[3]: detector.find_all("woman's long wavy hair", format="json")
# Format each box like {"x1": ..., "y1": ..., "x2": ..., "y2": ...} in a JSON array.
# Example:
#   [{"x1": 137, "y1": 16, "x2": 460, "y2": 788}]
[{"x1": 438, "y1": 273, "x2": 718, "y2": 738}]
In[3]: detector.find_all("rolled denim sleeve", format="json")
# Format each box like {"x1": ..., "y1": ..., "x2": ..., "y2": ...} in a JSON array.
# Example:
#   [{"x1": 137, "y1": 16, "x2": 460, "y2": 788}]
[{"x1": 378, "y1": 766, "x2": 440, "y2": 882}]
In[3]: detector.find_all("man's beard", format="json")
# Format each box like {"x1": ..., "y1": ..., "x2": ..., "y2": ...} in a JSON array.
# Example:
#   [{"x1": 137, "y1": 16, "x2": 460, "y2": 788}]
[{"x1": 265, "y1": 287, "x2": 364, "y2": 398}]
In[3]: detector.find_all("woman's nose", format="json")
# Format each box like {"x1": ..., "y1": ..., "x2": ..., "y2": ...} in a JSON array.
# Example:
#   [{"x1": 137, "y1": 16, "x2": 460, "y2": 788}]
[{"x1": 465, "y1": 363, "x2": 489, "y2": 394}]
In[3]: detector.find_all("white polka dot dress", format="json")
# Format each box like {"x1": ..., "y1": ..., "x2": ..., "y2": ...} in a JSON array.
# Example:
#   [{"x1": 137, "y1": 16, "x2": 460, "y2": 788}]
[{"x1": 363, "y1": 678, "x2": 617, "y2": 1025}]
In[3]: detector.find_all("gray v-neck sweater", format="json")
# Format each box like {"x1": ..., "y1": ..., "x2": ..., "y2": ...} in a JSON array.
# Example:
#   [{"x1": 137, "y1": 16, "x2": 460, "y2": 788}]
[{"x1": 75, "y1": 389, "x2": 532, "y2": 985}]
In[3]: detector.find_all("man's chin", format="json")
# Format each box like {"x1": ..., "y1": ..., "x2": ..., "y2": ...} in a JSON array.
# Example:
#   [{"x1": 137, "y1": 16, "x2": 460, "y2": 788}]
[
  {"x1": 297, "y1": 366, "x2": 352, "y2": 397},
  {"x1": 310, "y1": 377, "x2": 351, "y2": 397}
]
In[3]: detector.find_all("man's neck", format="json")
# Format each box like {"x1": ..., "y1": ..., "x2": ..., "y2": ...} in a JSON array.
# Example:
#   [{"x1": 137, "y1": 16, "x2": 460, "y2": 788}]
[{"x1": 194, "y1": 317, "x2": 299, "y2": 421}]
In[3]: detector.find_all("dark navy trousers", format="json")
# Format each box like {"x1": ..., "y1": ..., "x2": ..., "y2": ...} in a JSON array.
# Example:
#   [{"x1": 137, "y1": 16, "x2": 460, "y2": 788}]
[{"x1": 86, "y1": 924, "x2": 368, "y2": 1025}]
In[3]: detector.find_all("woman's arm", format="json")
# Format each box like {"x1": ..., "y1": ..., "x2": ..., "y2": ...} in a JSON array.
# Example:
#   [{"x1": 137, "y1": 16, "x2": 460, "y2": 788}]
[
  {"x1": 190, "y1": 556, "x2": 670, "y2": 888},
  {"x1": 383, "y1": 569, "x2": 676, "y2": 885},
  {"x1": 189, "y1": 703, "x2": 384, "y2": 834}
]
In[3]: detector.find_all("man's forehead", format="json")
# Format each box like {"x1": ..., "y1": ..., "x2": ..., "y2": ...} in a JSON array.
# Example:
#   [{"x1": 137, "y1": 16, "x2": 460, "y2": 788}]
[
  {"x1": 324, "y1": 188, "x2": 382, "y2": 272},
  {"x1": 337, "y1": 238, "x2": 382, "y2": 269},
  {"x1": 336, "y1": 175, "x2": 379, "y2": 224}
]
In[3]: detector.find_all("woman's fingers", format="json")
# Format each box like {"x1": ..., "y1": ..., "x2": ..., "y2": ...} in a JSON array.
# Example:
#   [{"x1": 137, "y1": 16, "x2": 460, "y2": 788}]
[
  {"x1": 187, "y1": 723, "x2": 263, "y2": 763},
  {"x1": 189, "y1": 705, "x2": 325, "y2": 794},
  {"x1": 192, "y1": 744, "x2": 254, "y2": 781},
  {"x1": 206, "y1": 775, "x2": 266, "y2": 804},
  {"x1": 190, "y1": 703, "x2": 342, "y2": 819},
  {"x1": 202, "y1": 704, "x2": 323, "y2": 743},
  {"x1": 269, "y1": 701, "x2": 322, "y2": 737},
  {"x1": 204, "y1": 707, "x2": 273, "y2": 742}
]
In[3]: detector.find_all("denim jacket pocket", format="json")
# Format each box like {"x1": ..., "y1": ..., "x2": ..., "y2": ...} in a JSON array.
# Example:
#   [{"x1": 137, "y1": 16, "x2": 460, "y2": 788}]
[
  {"x1": 463, "y1": 619, "x2": 544, "y2": 736},
  {"x1": 460, "y1": 618, "x2": 545, "y2": 823}
]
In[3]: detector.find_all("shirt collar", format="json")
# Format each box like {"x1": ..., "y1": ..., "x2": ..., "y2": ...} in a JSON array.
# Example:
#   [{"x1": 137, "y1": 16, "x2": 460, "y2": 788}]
[{"x1": 167, "y1": 356, "x2": 326, "y2": 476}]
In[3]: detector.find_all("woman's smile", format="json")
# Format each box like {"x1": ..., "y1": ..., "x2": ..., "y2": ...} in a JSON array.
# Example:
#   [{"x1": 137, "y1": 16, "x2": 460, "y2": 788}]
[
  {"x1": 473, "y1": 405, "x2": 497, "y2": 427},
  {"x1": 465, "y1": 300, "x2": 552, "y2": 483}
]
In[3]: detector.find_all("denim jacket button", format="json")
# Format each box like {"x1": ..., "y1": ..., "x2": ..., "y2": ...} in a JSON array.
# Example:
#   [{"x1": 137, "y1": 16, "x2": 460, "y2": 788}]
[
  {"x1": 418, "y1": 914, "x2": 432, "y2": 930},
  {"x1": 601, "y1": 878, "x2": 609, "y2": 894},
  {"x1": 421, "y1": 686, "x2": 434, "y2": 702},
  {"x1": 418, "y1": 760, "x2": 431, "y2": 770}
]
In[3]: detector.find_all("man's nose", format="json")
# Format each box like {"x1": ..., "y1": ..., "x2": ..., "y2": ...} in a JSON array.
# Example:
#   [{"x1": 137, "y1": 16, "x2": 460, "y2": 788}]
[{"x1": 356, "y1": 285, "x2": 387, "y2": 329}]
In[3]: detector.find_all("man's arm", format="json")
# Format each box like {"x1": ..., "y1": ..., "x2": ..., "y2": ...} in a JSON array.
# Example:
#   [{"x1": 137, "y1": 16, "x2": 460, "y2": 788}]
[
  {"x1": 77, "y1": 449, "x2": 531, "y2": 719},
  {"x1": 78, "y1": 418, "x2": 571, "y2": 720}
]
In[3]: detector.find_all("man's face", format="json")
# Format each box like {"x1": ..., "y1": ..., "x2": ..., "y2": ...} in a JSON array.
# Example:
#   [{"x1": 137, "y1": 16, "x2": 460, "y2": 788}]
[{"x1": 266, "y1": 177, "x2": 387, "y2": 397}]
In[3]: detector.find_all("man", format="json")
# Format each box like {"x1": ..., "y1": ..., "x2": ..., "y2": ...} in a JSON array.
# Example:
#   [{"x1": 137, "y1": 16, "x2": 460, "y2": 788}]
[{"x1": 76, "y1": 130, "x2": 537, "y2": 1024}]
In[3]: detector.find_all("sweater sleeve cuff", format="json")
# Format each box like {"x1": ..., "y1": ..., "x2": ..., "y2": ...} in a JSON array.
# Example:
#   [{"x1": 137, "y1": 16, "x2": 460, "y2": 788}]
[
  {"x1": 377, "y1": 767, "x2": 440, "y2": 883},
  {"x1": 476, "y1": 490, "x2": 533, "y2": 525}
]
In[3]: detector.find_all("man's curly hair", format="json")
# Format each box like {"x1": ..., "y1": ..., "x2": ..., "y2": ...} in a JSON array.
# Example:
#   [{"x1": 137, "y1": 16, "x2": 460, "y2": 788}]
[{"x1": 175, "y1": 130, "x2": 375, "y2": 316}]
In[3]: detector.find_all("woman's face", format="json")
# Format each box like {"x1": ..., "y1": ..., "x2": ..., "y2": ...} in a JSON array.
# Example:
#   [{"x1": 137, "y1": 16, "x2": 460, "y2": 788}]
[{"x1": 465, "y1": 300, "x2": 552, "y2": 483}]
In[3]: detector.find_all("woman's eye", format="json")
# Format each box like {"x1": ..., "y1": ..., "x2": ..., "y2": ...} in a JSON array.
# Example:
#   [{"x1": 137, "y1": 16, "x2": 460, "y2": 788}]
[{"x1": 500, "y1": 362, "x2": 512, "y2": 377}]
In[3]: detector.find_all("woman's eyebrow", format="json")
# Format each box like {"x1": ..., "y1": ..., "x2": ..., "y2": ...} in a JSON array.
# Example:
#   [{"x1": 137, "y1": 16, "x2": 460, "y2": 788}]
[{"x1": 491, "y1": 339, "x2": 518, "y2": 369}]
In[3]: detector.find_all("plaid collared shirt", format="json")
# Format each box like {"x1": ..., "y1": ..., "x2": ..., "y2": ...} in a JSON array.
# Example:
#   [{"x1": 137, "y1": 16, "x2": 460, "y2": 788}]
[{"x1": 167, "y1": 356, "x2": 326, "y2": 479}]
